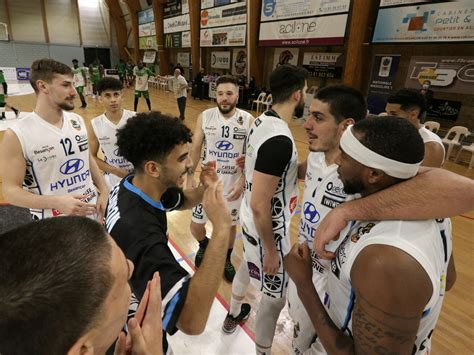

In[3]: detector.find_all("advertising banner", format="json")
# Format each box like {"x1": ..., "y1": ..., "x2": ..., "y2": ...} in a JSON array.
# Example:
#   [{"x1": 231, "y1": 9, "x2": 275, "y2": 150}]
[
  {"x1": 259, "y1": 14, "x2": 348, "y2": 46},
  {"x1": 139, "y1": 36, "x2": 158, "y2": 50},
  {"x1": 164, "y1": 0, "x2": 185, "y2": 18},
  {"x1": 164, "y1": 13, "x2": 190, "y2": 34},
  {"x1": 177, "y1": 52, "x2": 191, "y2": 67},
  {"x1": 380, "y1": 0, "x2": 430, "y2": 6},
  {"x1": 200, "y1": 24, "x2": 246, "y2": 47},
  {"x1": 404, "y1": 56, "x2": 474, "y2": 95},
  {"x1": 273, "y1": 48, "x2": 299, "y2": 69},
  {"x1": 211, "y1": 51, "x2": 231, "y2": 69},
  {"x1": 0, "y1": 67, "x2": 18, "y2": 81},
  {"x1": 367, "y1": 55, "x2": 401, "y2": 114},
  {"x1": 232, "y1": 49, "x2": 247, "y2": 76},
  {"x1": 16, "y1": 68, "x2": 30, "y2": 81},
  {"x1": 143, "y1": 51, "x2": 157, "y2": 64},
  {"x1": 373, "y1": 1, "x2": 474, "y2": 43},
  {"x1": 201, "y1": 0, "x2": 214, "y2": 9},
  {"x1": 427, "y1": 99, "x2": 462, "y2": 121},
  {"x1": 201, "y1": 2, "x2": 246, "y2": 28},
  {"x1": 139, "y1": 23, "x2": 156, "y2": 37},
  {"x1": 138, "y1": 8, "x2": 154, "y2": 25},
  {"x1": 302, "y1": 52, "x2": 343, "y2": 79},
  {"x1": 164, "y1": 31, "x2": 191, "y2": 48},
  {"x1": 261, "y1": 0, "x2": 350, "y2": 22}
]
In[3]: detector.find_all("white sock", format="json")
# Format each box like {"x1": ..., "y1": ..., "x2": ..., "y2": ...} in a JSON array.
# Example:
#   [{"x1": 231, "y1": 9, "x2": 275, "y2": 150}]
[{"x1": 229, "y1": 262, "x2": 250, "y2": 317}]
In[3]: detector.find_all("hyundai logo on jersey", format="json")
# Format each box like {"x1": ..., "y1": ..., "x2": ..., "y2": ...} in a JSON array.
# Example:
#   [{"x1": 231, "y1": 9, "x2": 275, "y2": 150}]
[
  {"x1": 114, "y1": 148, "x2": 120, "y2": 156},
  {"x1": 303, "y1": 202, "x2": 320, "y2": 224},
  {"x1": 60, "y1": 158, "x2": 85, "y2": 175},
  {"x1": 216, "y1": 140, "x2": 234, "y2": 151}
]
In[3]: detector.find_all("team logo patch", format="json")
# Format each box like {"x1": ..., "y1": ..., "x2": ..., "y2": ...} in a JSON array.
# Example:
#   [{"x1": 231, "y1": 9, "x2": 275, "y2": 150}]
[
  {"x1": 263, "y1": 274, "x2": 282, "y2": 292},
  {"x1": 60, "y1": 158, "x2": 84, "y2": 175},
  {"x1": 303, "y1": 202, "x2": 320, "y2": 224},
  {"x1": 52, "y1": 209, "x2": 62, "y2": 217},
  {"x1": 215, "y1": 140, "x2": 234, "y2": 151},
  {"x1": 289, "y1": 195, "x2": 298, "y2": 214},
  {"x1": 351, "y1": 223, "x2": 375, "y2": 243},
  {"x1": 231, "y1": 209, "x2": 238, "y2": 217},
  {"x1": 248, "y1": 261, "x2": 261, "y2": 280},
  {"x1": 70, "y1": 119, "x2": 81, "y2": 131},
  {"x1": 237, "y1": 115, "x2": 244, "y2": 125}
]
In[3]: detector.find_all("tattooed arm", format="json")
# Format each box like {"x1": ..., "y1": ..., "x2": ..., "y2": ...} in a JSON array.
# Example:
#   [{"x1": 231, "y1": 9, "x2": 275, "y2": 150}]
[{"x1": 285, "y1": 242, "x2": 434, "y2": 354}]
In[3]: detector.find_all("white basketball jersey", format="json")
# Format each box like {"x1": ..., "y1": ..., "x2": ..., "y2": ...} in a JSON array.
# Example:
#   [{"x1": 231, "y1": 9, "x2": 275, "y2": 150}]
[
  {"x1": 91, "y1": 109, "x2": 135, "y2": 188},
  {"x1": 419, "y1": 126, "x2": 445, "y2": 162},
  {"x1": 241, "y1": 111, "x2": 299, "y2": 255},
  {"x1": 10, "y1": 112, "x2": 97, "y2": 219},
  {"x1": 326, "y1": 219, "x2": 452, "y2": 355},
  {"x1": 201, "y1": 107, "x2": 253, "y2": 194},
  {"x1": 72, "y1": 67, "x2": 85, "y2": 87}
]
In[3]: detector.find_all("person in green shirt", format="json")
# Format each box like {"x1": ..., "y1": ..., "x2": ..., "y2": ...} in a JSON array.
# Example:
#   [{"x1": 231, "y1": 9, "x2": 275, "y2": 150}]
[
  {"x1": 116, "y1": 59, "x2": 126, "y2": 86},
  {"x1": 72, "y1": 59, "x2": 88, "y2": 108},
  {"x1": 133, "y1": 60, "x2": 153, "y2": 111},
  {"x1": 0, "y1": 70, "x2": 20, "y2": 120},
  {"x1": 89, "y1": 59, "x2": 104, "y2": 99}
]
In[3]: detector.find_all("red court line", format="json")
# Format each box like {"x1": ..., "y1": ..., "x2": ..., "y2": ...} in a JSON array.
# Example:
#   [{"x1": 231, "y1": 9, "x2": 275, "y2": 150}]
[
  {"x1": 167, "y1": 237, "x2": 256, "y2": 342},
  {"x1": 460, "y1": 214, "x2": 474, "y2": 221}
]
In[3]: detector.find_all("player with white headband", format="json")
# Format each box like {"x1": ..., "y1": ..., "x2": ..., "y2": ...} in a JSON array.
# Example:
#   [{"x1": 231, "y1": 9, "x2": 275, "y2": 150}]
[{"x1": 285, "y1": 116, "x2": 456, "y2": 354}]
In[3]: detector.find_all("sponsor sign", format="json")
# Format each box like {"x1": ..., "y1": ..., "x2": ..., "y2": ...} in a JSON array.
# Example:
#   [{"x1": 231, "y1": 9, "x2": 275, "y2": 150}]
[
  {"x1": 200, "y1": 24, "x2": 246, "y2": 47},
  {"x1": 139, "y1": 23, "x2": 156, "y2": 37},
  {"x1": 0, "y1": 67, "x2": 17, "y2": 81},
  {"x1": 16, "y1": 68, "x2": 31, "y2": 81},
  {"x1": 232, "y1": 48, "x2": 247, "y2": 76},
  {"x1": 164, "y1": 13, "x2": 190, "y2": 34},
  {"x1": 164, "y1": 31, "x2": 191, "y2": 48},
  {"x1": 201, "y1": 0, "x2": 214, "y2": 9},
  {"x1": 211, "y1": 51, "x2": 231, "y2": 69},
  {"x1": 367, "y1": 55, "x2": 401, "y2": 114},
  {"x1": 138, "y1": 8, "x2": 154, "y2": 25},
  {"x1": 164, "y1": 0, "x2": 187, "y2": 18},
  {"x1": 373, "y1": 1, "x2": 474, "y2": 43},
  {"x1": 404, "y1": 56, "x2": 474, "y2": 95},
  {"x1": 302, "y1": 52, "x2": 343, "y2": 79},
  {"x1": 380, "y1": 0, "x2": 430, "y2": 6},
  {"x1": 177, "y1": 52, "x2": 190, "y2": 67},
  {"x1": 259, "y1": 14, "x2": 348, "y2": 46},
  {"x1": 139, "y1": 36, "x2": 158, "y2": 50},
  {"x1": 273, "y1": 48, "x2": 299, "y2": 69},
  {"x1": 201, "y1": 2, "x2": 246, "y2": 28},
  {"x1": 427, "y1": 99, "x2": 462, "y2": 121},
  {"x1": 261, "y1": 0, "x2": 350, "y2": 22},
  {"x1": 143, "y1": 51, "x2": 156, "y2": 64}
]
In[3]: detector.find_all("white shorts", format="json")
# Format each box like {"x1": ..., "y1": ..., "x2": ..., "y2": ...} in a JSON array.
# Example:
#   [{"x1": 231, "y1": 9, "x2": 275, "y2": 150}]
[
  {"x1": 191, "y1": 198, "x2": 241, "y2": 226},
  {"x1": 241, "y1": 227, "x2": 290, "y2": 299},
  {"x1": 287, "y1": 249, "x2": 331, "y2": 354}
]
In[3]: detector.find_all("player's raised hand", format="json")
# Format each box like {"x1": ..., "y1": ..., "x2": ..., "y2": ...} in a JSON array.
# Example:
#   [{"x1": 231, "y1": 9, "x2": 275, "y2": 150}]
[
  {"x1": 199, "y1": 161, "x2": 218, "y2": 187},
  {"x1": 284, "y1": 242, "x2": 312, "y2": 288},
  {"x1": 203, "y1": 180, "x2": 231, "y2": 230}
]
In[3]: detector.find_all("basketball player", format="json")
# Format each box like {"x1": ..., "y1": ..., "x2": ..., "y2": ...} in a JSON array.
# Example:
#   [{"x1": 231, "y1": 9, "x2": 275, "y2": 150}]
[
  {"x1": 288, "y1": 85, "x2": 368, "y2": 354},
  {"x1": 0, "y1": 216, "x2": 163, "y2": 355},
  {"x1": 187, "y1": 75, "x2": 254, "y2": 282},
  {"x1": 222, "y1": 65, "x2": 307, "y2": 354},
  {"x1": 0, "y1": 58, "x2": 109, "y2": 220},
  {"x1": 72, "y1": 59, "x2": 88, "y2": 109},
  {"x1": 386, "y1": 88, "x2": 445, "y2": 167},
  {"x1": 0, "y1": 69, "x2": 20, "y2": 119},
  {"x1": 89, "y1": 59, "x2": 104, "y2": 99},
  {"x1": 285, "y1": 116, "x2": 456, "y2": 354},
  {"x1": 133, "y1": 60, "x2": 153, "y2": 112},
  {"x1": 88, "y1": 77, "x2": 135, "y2": 190},
  {"x1": 105, "y1": 112, "x2": 231, "y2": 353}
]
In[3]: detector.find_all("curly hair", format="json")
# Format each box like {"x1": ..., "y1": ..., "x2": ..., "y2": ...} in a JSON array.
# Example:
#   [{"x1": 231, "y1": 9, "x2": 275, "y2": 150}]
[
  {"x1": 353, "y1": 115, "x2": 424, "y2": 165},
  {"x1": 96, "y1": 77, "x2": 123, "y2": 94},
  {"x1": 117, "y1": 111, "x2": 192, "y2": 170}
]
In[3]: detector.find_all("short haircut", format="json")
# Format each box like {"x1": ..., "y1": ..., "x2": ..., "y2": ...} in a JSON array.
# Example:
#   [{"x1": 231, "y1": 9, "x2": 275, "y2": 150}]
[
  {"x1": 117, "y1": 111, "x2": 192, "y2": 170},
  {"x1": 353, "y1": 115, "x2": 424, "y2": 165},
  {"x1": 387, "y1": 88, "x2": 426, "y2": 120},
  {"x1": 269, "y1": 64, "x2": 308, "y2": 104},
  {"x1": 314, "y1": 85, "x2": 367, "y2": 123},
  {"x1": 0, "y1": 217, "x2": 114, "y2": 355},
  {"x1": 30, "y1": 58, "x2": 73, "y2": 93},
  {"x1": 97, "y1": 77, "x2": 123, "y2": 95},
  {"x1": 216, "y1": 75, "x2": 238, "y2": 88},
  {"x1": 72, "y1": 59, "x2": 78, "y2": 63}
]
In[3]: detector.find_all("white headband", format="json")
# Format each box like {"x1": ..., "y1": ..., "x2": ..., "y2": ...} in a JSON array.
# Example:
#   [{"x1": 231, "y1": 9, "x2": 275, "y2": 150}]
[{"x1": 340, "y1": 126, "x2": 421, "y2": 179}]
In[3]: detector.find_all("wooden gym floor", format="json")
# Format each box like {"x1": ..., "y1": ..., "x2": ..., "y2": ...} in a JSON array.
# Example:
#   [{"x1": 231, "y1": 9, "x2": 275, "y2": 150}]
[{"x1": 0, "y1": 86, "x2": 472, "y2": 354}]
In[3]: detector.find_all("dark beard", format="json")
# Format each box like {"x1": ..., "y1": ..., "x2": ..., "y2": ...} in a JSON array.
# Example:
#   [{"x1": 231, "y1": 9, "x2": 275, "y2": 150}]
[
  {"x1": 218, "y1": 103, "x2": 235, "y2": 115},
  {"x1": 294, "y1": 99, "x2": 305, "y2": 118},
  {"x1": 59, "y1": 101, "x2": 75, "y2": 111},
  {"x1": 342, "y1": 179, "x2": 364, "y2": 195}
]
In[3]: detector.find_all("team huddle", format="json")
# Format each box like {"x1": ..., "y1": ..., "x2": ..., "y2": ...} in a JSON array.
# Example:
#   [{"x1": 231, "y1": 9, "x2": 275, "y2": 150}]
[{"x1": 1, "y1": 59, "x2": 473, "y2": 355}]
